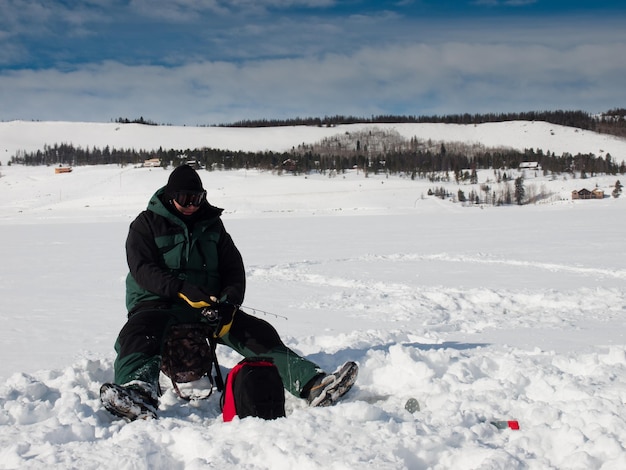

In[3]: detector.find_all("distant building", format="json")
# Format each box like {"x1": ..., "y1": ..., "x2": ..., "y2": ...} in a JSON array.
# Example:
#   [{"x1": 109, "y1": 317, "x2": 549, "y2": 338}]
[
  {"x1": 572, "y1": 188, "x2": 604, "y2": 200},
  {"x1": 143, "y1": 158, "x2": 161, "y2": 168},
  {"x1": 185, "y1": 160, "x2": 203, "y2": 170},
  {"x1": 519, "y1": 162, "x2": 541, "y2": 170},
  {"x1": 282, "y1": 158, "x2": 297, "y2": 172}
]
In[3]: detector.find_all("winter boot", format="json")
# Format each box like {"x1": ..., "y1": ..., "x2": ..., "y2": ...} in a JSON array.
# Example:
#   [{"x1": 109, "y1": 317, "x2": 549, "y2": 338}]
[
  {"x1": 305, "y1": 361, "x2": 359, "y2": 407},
  {"x1": 100, "y1": 381, "x2": 159, "y2": 421}
]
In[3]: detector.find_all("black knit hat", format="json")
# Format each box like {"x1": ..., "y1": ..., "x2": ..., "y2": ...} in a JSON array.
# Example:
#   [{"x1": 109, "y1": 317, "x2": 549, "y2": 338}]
[{"x1": 166, "y1": 165, "x2": 204, "y2": 195}]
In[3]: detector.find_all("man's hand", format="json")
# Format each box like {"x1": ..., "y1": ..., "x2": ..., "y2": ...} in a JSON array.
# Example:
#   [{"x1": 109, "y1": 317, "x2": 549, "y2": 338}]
[
  {"x1": 178, "y1": 283, "x2": 216, "y2": 309},
  {"x1": 210, "y1": 301, "x2": 237, "y2": 338},
  {"x1": 178, "y1": 283, "x2": 237, "y2": 338}
]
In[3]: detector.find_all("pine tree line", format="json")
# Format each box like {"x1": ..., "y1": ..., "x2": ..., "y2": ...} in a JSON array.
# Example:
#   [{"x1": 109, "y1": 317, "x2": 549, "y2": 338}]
[
  {"x1": 11, "y1": 140, "x2": 625, "y2": 178},
  {"x1": 222, "y1": 109, "x2": 626, "y2": 139},
  {"x1": 10, "y1": 112, "x2": 626, "y2": 176},
  {"x1": 111, "y1": 109, "x2": 626, "y2": 139}
]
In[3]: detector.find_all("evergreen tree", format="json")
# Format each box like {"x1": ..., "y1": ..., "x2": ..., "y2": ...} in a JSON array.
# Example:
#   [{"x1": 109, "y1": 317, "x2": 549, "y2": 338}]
[
  {"x1": 504, "y1": 182, "x2": 512, "y2": 205},
  {"x1": 514, "y1": 176, "x2": 525, "y2": 205},
  {"x1": 470, "y1": 168, "x2": 478, "y2": 184}
]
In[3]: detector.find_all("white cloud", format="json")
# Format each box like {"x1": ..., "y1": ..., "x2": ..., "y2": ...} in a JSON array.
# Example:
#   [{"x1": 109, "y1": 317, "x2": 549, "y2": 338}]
[
  {"x1": 127, "y1": 0, "x2": 335, "y2": 21},
  {"x1": 1, "y1": 32, "x2": 625, "y2": 125},
  {"x1": 1, "y1": 3, "x2": 625, "y2": 123}
]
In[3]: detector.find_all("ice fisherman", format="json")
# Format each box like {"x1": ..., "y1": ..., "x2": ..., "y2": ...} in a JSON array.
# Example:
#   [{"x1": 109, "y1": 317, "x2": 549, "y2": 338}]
[{"x1": 100, "y1": 164, "x2": 357, "y2": 420}]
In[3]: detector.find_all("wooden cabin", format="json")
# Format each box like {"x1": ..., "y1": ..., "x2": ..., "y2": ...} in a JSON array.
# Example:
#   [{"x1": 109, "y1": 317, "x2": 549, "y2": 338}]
[{"x1": 572, "y1": 188, "x2": 604, "y2": 200}]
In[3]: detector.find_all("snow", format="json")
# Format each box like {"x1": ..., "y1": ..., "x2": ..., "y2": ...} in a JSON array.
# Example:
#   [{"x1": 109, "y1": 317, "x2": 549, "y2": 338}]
[
  {"x1": 1, "y1": 121, "x2": 626, "y2": 469},
  {"x1": 2, "y1": 120, "x2": 626, "y2": 163}
]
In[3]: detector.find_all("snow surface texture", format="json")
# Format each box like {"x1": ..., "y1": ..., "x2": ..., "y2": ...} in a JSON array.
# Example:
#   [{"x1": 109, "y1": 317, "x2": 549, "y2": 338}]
[{"x1": 0, "y1": 122, "x2": 625, "y2": 469}]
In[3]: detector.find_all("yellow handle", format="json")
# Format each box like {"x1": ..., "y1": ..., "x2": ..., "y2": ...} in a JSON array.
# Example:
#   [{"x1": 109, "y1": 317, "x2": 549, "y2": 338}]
[
  {"x1": 214, "y1": 308, "x2": 237, "y2": 338},
  {"x1": 178, "y1": 292, "x2": 212, "y2": 308}
]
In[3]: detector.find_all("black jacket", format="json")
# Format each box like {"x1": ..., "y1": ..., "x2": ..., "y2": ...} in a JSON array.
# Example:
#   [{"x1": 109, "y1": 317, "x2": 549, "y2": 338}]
[{"x1": 125, "y1": 187, "x2": 245, "y2": 314}]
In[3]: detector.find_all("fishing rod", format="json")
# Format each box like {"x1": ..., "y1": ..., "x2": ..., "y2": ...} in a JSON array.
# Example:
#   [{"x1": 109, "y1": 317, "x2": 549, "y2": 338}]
[
  {"x1": 201, "y1": 301, "x2": 289, "y2": 321},
  {"x1": 240, "y1": 305, "x2": 289, "y2": 320}
]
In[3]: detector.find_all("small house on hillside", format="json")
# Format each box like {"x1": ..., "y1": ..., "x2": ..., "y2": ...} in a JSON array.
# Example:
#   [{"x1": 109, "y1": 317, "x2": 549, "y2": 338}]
[
  {"x1": 519, "y1": 162, "x2": 541, "y2": 170},
  {"x1": 282, "y1": 158, "x2": 297, "y2": 172},
  {"x1": 572, "y1": 188, "x2": 604, "y2": 200},
  {"x1": 143, "y1": 158, "x2": 161, "y2": 168},
  {"x1": 185, "y1": 160, "x2": 203, "y2": 170}
]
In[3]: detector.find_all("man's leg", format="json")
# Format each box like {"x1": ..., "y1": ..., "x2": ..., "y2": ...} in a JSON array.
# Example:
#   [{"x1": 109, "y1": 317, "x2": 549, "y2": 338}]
[
  {"x1": 102, "y1": 309, "x2": 179, "y2": 420},
  {"x1": 114, "y1": 309, "x2": 173, "y2": 389},
  {"x1": 219, "y1": 310, "x2": 323, "y2": 397}
]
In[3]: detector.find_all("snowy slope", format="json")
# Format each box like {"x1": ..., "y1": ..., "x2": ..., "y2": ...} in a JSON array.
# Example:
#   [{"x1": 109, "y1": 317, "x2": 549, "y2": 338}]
[
  {"x1": 2, "y1": 120, "x2": 626, "y2": 166},
  {"x1": 0, "y1": 123, "x2": 625, "y2": 469}
]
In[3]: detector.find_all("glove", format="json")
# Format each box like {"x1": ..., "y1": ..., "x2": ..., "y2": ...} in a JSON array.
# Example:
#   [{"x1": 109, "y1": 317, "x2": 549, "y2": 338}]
[
  {"x1": 208, "y1": 301, "x2": 238, "y2": 338},
  {"x1": 178, "y1": 283, "x2": 237, "y2": 338},
  {"x1": 178, "y1": 283, "x2": 216, "y2": 309}
]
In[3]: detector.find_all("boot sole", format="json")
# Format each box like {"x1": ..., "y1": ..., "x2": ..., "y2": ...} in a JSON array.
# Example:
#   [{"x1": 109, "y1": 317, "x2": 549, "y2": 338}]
[
  {"x1": 100, "y1": 383, "x2": 158, "y2": 421},
  {"x1": 311, "y1": 361, "x2": 359, "y2": 407}
]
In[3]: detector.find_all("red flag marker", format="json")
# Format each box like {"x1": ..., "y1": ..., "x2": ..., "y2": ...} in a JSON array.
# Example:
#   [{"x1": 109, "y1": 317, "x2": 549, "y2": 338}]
[{"x1": 490, "y1": 420, "x2": 520, "y2": 430}]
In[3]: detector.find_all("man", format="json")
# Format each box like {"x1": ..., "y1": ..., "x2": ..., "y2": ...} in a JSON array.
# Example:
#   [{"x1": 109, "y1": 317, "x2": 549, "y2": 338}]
[{"x1": 100, "y1": 165, "x2": 357, "y2": 420}]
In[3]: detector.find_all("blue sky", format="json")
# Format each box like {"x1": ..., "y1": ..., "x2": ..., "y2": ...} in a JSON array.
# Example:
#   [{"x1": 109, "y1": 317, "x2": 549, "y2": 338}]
[{"x1": 1, "y1": 0, "x2": 625, "y2": 125}]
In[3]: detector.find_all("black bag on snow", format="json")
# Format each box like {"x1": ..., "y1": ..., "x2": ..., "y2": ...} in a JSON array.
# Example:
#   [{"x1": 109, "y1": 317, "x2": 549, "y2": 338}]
[
  {"x1": 221, "y1": 357, "x2": 286, "y2": 421},
  {"x1": 160, "y1": 322, "x2": 223, "y2": 400}
]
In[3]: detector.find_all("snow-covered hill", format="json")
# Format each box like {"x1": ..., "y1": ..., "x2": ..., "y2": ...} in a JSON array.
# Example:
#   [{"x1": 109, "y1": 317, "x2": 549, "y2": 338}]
[
  {"x1": 2, "y1": 120, "x2": 625, "y2": 166},
  {"x1": 0, "y1": 122, "x2": 625, "y2": 469}
]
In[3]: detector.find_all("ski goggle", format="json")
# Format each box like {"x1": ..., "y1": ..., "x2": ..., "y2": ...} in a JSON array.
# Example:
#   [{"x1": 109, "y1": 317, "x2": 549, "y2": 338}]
[{"x1": 172, "y1": 190, "x2": 206, "y2": 207}]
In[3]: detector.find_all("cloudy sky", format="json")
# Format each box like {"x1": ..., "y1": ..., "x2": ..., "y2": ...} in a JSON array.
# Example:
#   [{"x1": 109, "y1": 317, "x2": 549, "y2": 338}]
[{"x1": 1, "y1": 0, "x2": 625, "y2": 125}]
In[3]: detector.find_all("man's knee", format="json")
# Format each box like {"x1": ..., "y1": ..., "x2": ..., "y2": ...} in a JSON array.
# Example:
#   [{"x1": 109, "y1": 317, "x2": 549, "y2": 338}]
[
  {"x1": 229, "y1": 310, "x2": 284, "y2": 352},
  {"x1": 118, "y1": 310, "x2": 173, "y2": 356}
]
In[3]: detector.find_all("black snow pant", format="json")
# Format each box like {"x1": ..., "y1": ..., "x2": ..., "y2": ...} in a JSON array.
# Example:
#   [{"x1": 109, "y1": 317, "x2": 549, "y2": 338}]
[{"x1": 113, "y1": 306, "x2": 322, "y2": 397}]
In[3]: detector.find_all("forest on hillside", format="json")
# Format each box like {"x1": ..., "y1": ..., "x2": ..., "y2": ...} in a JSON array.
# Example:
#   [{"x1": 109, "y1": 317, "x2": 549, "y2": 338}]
[
  {"x1": 10, "y1": 128, "x2": 625, "y2": 178},
  {"x1": 10, "y1": 110, "x2": 626, "y2": 179},
  {"x1": 114, "y1": 109, "x2": 626, "y2": 138},
  {"x1": 223, "y1": 109, "x2": 626, "y2": 139}
]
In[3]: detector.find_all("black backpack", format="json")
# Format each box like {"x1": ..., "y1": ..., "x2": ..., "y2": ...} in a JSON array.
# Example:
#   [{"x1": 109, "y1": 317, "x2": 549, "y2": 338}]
[
  {"x1": 221, "y1": 357, "x2": 286, "y2": 421},
  {"x1": 160, "y1": 322, "x2": 224, "y2": 400}
]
